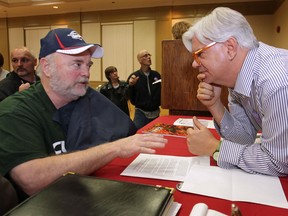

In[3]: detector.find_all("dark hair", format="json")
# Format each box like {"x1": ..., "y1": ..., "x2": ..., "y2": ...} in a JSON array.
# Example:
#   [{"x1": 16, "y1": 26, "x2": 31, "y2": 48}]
[
  {"x1": 0, "y1": 53, "x2": 4, "y2": 67},
  {"x1": 104, "y1": 66, "x2": 117, "y2": 81}
]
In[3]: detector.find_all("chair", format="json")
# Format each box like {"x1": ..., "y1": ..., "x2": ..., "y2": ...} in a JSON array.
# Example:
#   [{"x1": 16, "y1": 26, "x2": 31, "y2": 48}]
[{"x1": 0, "y1": 175, "x2": 18, "y2": 215}]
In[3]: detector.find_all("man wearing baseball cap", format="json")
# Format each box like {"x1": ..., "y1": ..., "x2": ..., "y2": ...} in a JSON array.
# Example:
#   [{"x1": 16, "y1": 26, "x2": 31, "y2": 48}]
[{"x1": 0, "y1": 28, "x2": 167, "y2": 201}]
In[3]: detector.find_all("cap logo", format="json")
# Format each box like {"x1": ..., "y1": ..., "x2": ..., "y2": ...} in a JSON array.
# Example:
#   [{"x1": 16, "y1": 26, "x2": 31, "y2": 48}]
[{"x1": 67, "y1": 31, "x2": 83, "y2": 40}]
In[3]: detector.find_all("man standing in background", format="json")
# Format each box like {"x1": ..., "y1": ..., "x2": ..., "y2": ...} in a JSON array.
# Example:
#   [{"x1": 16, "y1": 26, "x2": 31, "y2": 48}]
[
  {"x1": 100, "y1": 66, "x2": 130, "y2": 116},
  {"x1": 0, "y1": 52, "x2": 10, "y2": 81},
  {"x1": 127, "y1": 50, "x2": 161, "y2": 129},
  {"x1": 0, "y1": 47, "x2": 39, "y2": 102}
]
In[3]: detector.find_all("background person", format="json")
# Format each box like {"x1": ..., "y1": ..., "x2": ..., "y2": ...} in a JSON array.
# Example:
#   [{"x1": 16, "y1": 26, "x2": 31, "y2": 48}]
[
  {"x1": 0, "y1": 28, "x2": 167, "y2": 201},
  {"x1": 126, "y1": 50, "x2": 161, "y2": 129},
  {"x1": 100, "y1": 66, "x2": 130, "y2": 116},
  {"x1": 0, "y1": 47, "x2": 39, "y2": 102},
  {"x1": 0, "y1": 52, "x2": 9, "y2": 81},
  {"x1": 171, "y1": 21, "x2": 191, "y2": 40},
  {"x1": 182, "y1": 7, "x2": 288, "y2": 176}
]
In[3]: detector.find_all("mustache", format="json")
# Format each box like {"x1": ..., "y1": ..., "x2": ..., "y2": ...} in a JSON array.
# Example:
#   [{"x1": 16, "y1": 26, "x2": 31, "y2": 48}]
[
  {"x1": 77, "y1": 77, "x2": 89, "y2": 83},
  {"x1": 15, "y1": 67, "x2": 25, "y2": 72}
]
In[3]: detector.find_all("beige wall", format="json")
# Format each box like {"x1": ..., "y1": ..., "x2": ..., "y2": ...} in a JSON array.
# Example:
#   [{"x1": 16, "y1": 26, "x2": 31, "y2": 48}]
[
  {"x1": 273, "y1": 0, "x2": 288, "y2": 49},
  {"x1": 246, "y1": 15, "x2": 274, "y2": 45},
  {"x1": 0, "y1": 3, "x2": 287, "y2": 78},
  {"x1": 133, "y1": 20, "x2": 156, "y2": 71},
  {"x1": 82, "y1": 22, "x2": 102, "y2": 81}
]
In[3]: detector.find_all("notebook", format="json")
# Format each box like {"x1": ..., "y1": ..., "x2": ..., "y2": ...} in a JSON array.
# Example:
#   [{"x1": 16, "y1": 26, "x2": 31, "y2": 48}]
[{"x1": 5, "y1": 173, "x2": 174, "y2": 216}]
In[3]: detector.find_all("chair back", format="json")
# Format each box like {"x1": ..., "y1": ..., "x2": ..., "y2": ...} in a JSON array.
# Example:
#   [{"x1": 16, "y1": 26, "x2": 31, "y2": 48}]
[{"x1": 0, "y1": 175, "x2": 18, "y2": 215}]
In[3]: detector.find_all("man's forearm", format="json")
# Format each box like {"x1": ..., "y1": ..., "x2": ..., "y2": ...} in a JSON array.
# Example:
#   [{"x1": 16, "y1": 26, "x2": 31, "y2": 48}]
[
  {"x1": 10, "y1": 141, "x2": 120, "y2": 196},
  {"x1": 208, "y1": 101, "x2": 226, "y2": 126}
]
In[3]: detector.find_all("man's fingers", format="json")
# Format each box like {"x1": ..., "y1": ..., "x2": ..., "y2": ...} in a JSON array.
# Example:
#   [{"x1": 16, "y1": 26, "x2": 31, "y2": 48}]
[
  {"x1": 129, "y1": 75, "x2": 139, "y2": 85},
  {"x1": 193, "y1": 116, "x2": 205, "y2": 130}
]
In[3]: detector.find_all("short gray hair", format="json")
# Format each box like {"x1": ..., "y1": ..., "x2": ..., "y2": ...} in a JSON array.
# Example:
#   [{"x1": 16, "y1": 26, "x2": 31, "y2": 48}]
[
  {"x1": 182, "y1": 7, "x2": 259, "y2": 52},
  {"x1": 36, "y1": 53, "x2": 54, "y2": 77}
]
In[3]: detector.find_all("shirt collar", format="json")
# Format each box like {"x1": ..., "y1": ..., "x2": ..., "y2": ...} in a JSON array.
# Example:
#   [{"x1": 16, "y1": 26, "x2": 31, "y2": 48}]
[{"x1": 233, "y1": 46, "x2": 258, "y2": 97}]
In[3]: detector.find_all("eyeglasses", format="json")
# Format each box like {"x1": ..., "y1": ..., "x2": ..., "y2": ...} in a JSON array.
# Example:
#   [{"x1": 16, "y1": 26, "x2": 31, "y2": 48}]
[
  {"x1": 192, "y1": 41, "x2": 217, "y2": 65},
  {"x1": 11, "y1": 58, "x2": 31, "y2": 64}
]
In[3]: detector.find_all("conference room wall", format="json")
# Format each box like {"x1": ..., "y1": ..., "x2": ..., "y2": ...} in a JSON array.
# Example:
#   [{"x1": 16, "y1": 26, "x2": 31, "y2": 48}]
[
  {"x1": 0, "y1": 4, "x2": 287, "y2": 79},
  {"x1": 272, "y1": 0, "x2": 288, "y2": 49}
]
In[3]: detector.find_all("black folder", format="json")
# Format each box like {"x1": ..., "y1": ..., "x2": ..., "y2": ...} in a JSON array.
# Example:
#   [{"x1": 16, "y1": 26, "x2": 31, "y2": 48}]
[{"x1": 5, "y1": 173, "x2": 174, "y2": 216}]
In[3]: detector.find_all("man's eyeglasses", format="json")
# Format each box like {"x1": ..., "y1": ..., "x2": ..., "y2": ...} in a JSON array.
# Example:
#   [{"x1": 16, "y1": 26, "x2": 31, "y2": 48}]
[
  {"x1": 11, "y1": 58, "x2": 31, "y2": 64},
  {"x1": 192, "y1": 41, "x2": 217, "y2": 65}
]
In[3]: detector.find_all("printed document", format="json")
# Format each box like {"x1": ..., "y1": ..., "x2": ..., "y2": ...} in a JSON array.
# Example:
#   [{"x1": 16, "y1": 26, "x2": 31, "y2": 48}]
[
  {"x1": 121, "y1": 153, "x2": 210, "y2": 181},
  {"x1": 179, "y1": 165, "x2": 288, "y2": 209}
]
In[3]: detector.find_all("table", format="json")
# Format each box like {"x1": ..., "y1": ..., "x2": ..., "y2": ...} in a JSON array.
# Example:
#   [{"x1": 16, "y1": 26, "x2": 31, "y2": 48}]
[{"x1": 94, "y1": 115, "x2": 288, "y2": 216}]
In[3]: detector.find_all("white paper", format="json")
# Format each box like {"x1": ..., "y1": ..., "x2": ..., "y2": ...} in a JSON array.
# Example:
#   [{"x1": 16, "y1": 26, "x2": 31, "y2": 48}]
[
  {"x1": 180, "y1": 165, "x2": 288, "y2": 209},
  {"x1": 190, "y1": 203, "x2": 209, "y2": 216},
  {"x1": 173, "y1": 118, "x2": 215, "y2": 129},
  {"x1": 121, "y1": 153, "x2": 210, "y2": 181},
  {"x1": 189, "y1": 203, "x2": 227, "y2": 216}
]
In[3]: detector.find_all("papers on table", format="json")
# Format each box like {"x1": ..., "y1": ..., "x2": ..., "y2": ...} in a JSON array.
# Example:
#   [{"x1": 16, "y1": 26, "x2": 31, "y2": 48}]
[
  {"x1": 179, "y1": 165, "x2": 288, "y2": 209},
  {"x1": 189, "y1": 203, "x2": 227, "y2": 216},
  {"x1": 173, "y1": 118, "x2": 215, "y2": 129},
  {"x1": 121, "y1": 154, "x2": 288, "y2": 209},
  {"x1": 121, "y1": 153, "x2": 210, "y2": 181},
  {"x1": 122, "y1": 154, "x2": 288, "y2": 209}
]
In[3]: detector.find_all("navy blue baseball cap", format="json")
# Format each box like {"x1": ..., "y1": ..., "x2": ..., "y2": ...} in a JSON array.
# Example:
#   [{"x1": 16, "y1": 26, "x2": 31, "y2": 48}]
[{"x1": 39, "y1": 28, "x2": 104, "y2": 59}]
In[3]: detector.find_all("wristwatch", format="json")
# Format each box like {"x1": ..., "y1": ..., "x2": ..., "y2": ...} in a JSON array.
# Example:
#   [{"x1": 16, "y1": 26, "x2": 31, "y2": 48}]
[{"x1": 212, "y1": 141, "x2": 222, "y2": 162}]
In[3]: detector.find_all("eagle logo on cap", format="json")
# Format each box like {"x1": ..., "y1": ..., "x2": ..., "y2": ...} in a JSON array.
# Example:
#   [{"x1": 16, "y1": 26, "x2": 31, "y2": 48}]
[{"x1": 67, "y1": 31, "x2": 83, "y2": 40}]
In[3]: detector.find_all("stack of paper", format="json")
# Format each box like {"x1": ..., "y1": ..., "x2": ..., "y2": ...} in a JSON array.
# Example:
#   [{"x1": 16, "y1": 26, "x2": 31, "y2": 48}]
[
  {"x1": 122, "y1": 154, "x2": 288, "y2": 209},
  {"x1": 179, "y1": 165, "x2": 288, "y2": 209},
  {"x1": 121, "y1": 154, "x2": 210, "y2": 181}
]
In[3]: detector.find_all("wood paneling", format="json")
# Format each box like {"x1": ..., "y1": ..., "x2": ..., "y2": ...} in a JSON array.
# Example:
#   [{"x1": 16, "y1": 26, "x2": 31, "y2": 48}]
[{"x1": 0, "y1": 18, "x2": 9, "y2": 70}]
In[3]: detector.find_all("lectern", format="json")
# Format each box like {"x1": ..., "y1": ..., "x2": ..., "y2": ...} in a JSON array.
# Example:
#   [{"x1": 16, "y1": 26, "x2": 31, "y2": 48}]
[{"x1": 161, "y1": 39, "x2": 228, "y2": 116}]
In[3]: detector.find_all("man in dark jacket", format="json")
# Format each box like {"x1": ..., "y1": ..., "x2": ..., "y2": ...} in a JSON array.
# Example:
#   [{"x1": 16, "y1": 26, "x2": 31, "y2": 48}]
[
  {"x1": 100, "y1": 66, "x2": 130, "y2": 116},
  {"x1": 0, "y1": 47, "x2": 39, "y2": 102},
  {"x1": 127, "y1": 50, "x2": 161, "y2": 129}
]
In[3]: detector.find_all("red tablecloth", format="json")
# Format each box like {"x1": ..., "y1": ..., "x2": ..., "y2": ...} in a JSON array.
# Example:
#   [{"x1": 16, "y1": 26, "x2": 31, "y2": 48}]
[{"x1": 94, "y1": 115, "x2": 288, "y2": 216}]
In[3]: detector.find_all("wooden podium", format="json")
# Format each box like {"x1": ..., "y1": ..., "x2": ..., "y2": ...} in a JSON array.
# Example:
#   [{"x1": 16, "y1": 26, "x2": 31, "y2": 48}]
[{"x1": 161, "y1": 39, "x2": 228, "y2": 116}]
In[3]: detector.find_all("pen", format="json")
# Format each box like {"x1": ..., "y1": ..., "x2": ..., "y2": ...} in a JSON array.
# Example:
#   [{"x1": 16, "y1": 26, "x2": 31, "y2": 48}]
[
  {"x1": 152, "y1": 79, "x2": 161, "y2": 85},
  {"x1": 231, "y1": 203, "x2": 242, "y2": 216}
]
